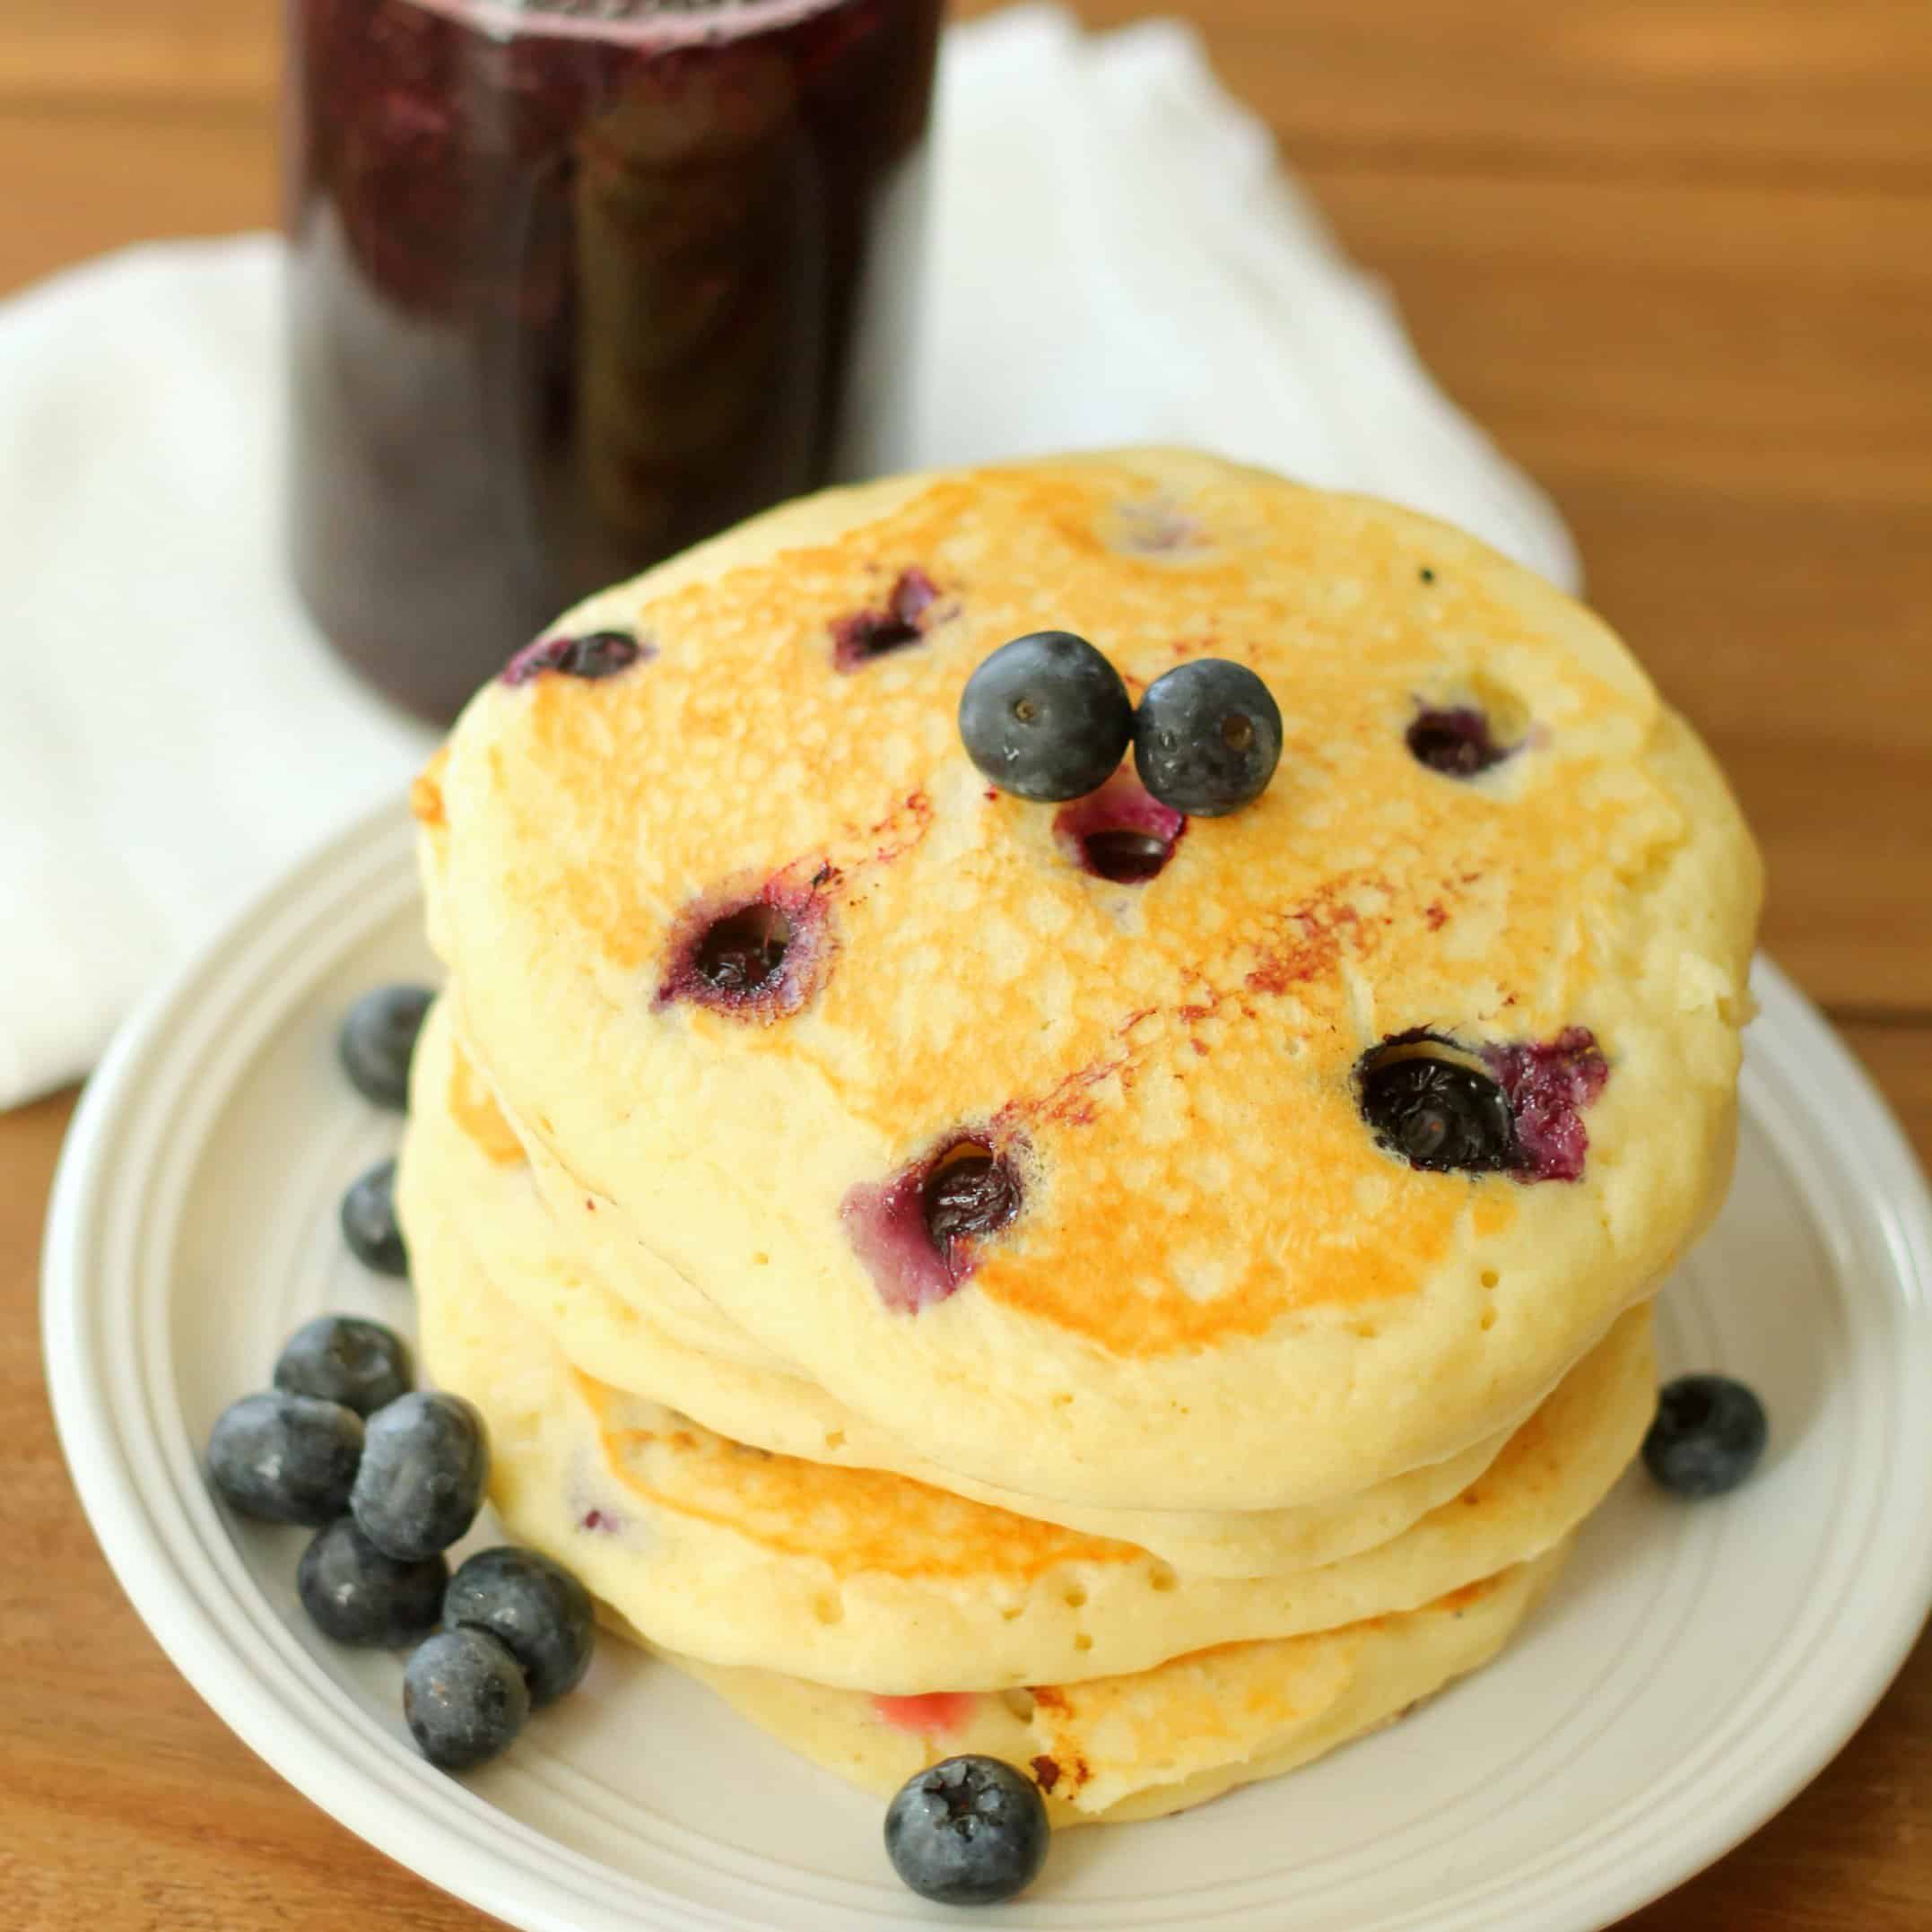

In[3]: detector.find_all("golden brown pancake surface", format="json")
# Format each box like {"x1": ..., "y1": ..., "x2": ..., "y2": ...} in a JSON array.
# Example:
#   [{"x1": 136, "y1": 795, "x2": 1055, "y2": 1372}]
[{"x1": 422, "y1": 448, "x2": 1759, "y2": 1510}]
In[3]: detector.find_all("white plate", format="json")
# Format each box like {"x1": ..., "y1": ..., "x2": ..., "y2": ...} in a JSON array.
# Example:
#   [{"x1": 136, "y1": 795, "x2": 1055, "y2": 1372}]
[{"x1": 43, "y1": 800, "x2": 1932, "y2": 1932}]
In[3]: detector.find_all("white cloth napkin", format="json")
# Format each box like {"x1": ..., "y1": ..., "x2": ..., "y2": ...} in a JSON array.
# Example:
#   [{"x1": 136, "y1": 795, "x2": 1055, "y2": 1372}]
[{"x1": 0, "y1": 4, "x2": 1577, "y2": 1110}]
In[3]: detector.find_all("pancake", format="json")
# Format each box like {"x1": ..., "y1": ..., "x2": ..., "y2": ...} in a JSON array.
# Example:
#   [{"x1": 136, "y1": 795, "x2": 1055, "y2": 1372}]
[
  {"x1": 401, "y1": 996, "x2": 1519, "y2": 1578},
  {"x1": 635, "y1": 1538, "x2": 1571, "y2": 1827},
  {"x1": 409, "y1": 1176, "x2": 1654, "y2": 1692},
  {"x1": 418, "y1": 448, "x2": 1758, "y2": 1511}
]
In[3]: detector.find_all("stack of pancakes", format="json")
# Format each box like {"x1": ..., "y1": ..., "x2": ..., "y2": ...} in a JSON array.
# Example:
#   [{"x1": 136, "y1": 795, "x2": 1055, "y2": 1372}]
[{"x1": 396, "y1": 449, "x2": 1761, "y2": 1825}]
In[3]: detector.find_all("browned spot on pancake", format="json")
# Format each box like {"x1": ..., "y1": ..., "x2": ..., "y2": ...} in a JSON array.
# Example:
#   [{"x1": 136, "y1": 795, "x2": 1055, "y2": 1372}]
[
  {"x1": 448, "y1": 1042, "x2": 526, "y2": 1167},
  {"x1": 1004, "y1": 1052, "x2": 1134, "y2": 1134},
  {"x1": 973, "y1": 1122, "x2": 1460, "y2": 1351},
  {"x1": 585, "y1": 1379, "x2": 1140, "y2": 1580},
  {"x1": 1425, "y1": 902, "x2": 1448, "y2": 931},
  {"x1": 1244, "y1": 881, "x2": 1378, "y2": 997},
  {"x1": 1030, "y1": 1685, "x2": 1068, "y2": 1713},
  {"x1": 1030, "y1": 1755, "x2": 1062, "y2": 1793},
  {"x1": 409, "y1": 750, "x2": 448, "y2": 828},
  {"x1": 1429, "y1": 1576, "x2": 1500, "y2": 1616}
]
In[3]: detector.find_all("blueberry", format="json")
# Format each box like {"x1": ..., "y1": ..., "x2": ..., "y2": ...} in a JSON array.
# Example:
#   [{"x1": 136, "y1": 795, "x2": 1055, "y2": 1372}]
[
  {"x1": 444, "y1": 1546, "x2": 596, "y2": 1705},
  {"x1": 501, "y1": 630, "x2": 647, "y2": 686},
  {"x1": 274, "y1": 1316, "x2": 413, "y2": 1418},
  {"x1": 351, "y1": 1390, "x2": 490, "y2": 1561},
  {"x1": 922, "y1": 1151, "x2": 1021, "y2": 1264},
  {"x1": 1132, "y1": 658, "x2": 1283, "y2": 815},
  {"x1": 1357, "y1": 1045, "x2": 1519, "y2": 1174},
  {"x1": 404, "y1": 1627, "x2": 530, "y2": 1771},
  {"x1": 337, "y1": 984, "x2": 434, "y2": 1110},
  {"x1": 883, "y1": 1754, "x2": 1049, "y2": 1906},
  {"x1": 550, "y1": 631, "x2": 643, "y2": 680},
  {"x1": 341, "y1": 1159, "x2": 408, "y2": 1277},
  {"x1": 832, "y1": 568, "x2": 940, "y2": 671},
  {"x1": 958, "y1": 631, "x2": 1133, "y2": 802},
  {"x1": 298, "y1": 1518, "x2": 448, "y2": 1648},
  {"x1": 207, "y1": 1391, "x2": 363, "y2": 1527},
  {"x1": 694, "y1": 905, "x2": 790, "y2": 996},
  {"x1": 1643, "y1": 1374, "x2": 1768, "y2": 1498},
  {"x1": 1406, "y1": 705, "x2": 1510, "y2": 779}
]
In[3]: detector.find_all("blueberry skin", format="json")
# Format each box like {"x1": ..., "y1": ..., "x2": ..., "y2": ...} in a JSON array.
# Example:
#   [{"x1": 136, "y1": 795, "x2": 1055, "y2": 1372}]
[
  {"x1": 341, "y1": 1159, "x2": 408, "y2": 1277},
  {"x1": 958, "y1": 631, "x2": 1133, "y2": 802},
  {"x1": 297, "y1": 1518, "x2": 448, "y2": 1648},
  {"x1": 274, "y1": 1315, "x2": 413, "y2": 1418},
  {"x1": 404, "y1": 1627, "x2": 530, "y2": 1771},
  {"x1": 338, "y1": 984, "x2": 434, "y2": 1110},
  {"x1": 1133, "y1": 658, "x2": 1283, "y2": 815},
  {"x1": 207, "y1": 1391, "x2": 363, "y2": 1527},
  {"x1": 883, "y1": 1754, "x2": 1049, "y2": 1906},
  {"x1": 351, "y1": 1390, "x2": 490, "y2": 1561},
  {"x1": 445, "y1": 1546, "x2": 595, "y2": 1706},
  {"x1": 1643, "y1": 1374, "x2": 1768, "y2": 1498}
]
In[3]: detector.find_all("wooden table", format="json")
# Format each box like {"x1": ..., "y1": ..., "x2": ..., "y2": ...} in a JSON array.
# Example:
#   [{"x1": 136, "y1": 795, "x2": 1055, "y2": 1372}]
[{"x1": 4, "y1": 2, "x2": 1928, "y2": 1926}]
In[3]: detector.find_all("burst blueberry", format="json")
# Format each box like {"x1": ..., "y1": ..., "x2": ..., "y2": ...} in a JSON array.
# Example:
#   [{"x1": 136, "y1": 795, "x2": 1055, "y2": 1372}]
[
  {"x1": 1406, "y1": 705, "x2": 1510, "y2": 779},
  {"x1": 1133, "y1": 658, "x2": 1283, "y2": 815},
  {"x1": 341, "y1": 1158, "x2": 408, "y2": 1277},
  {"x1": 958, "y1": 631, "x2": 1134, "y2": 802},
  {"x1": 274, "y1": 1315, "x2": 413, "y2": 1418},
  {"x1": 1357, "y1": 1044, "x2": 1519, "y2": 1174},
  {"x1": 298, "y1": 1518, "x2": 448, "y2": 1648},
  {"x1": 207, "y1": 1390, "x2": 364, "y2": 1527},
  {"x1": 351, "y1": 1390, "x2": 490, "y2": 1562},
  {"x1": 694, "y1": 905, "x2": 791, "y2": 996},
  {"x1": 884, "y1": 1754, "x2": 1050, "y2": 1905},
  {"x1": 444, "y1": 1546, "x2": 596, "y2": 1705},
  {"x1": 1643, "y1": 1374, "x2": 1768, "y2": 1498},
  {"x1": 404, "y1": 1626, "x2": 531, "y2": 1771},
  {"x1": 501, "y1": 629, "x2": 646, "y2": 686},
  {"x1": 922, "y1": 1150, "x2": 1021, "y2": 1266},
  {"x1": 337, "y1": 984, "x2": 434, "y2": 1110}
]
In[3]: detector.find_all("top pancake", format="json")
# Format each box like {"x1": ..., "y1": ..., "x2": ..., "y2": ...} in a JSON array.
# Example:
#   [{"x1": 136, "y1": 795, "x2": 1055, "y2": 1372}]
[{"x1": 419, "y1": 448, "x2": 1760, "y2": 1511}]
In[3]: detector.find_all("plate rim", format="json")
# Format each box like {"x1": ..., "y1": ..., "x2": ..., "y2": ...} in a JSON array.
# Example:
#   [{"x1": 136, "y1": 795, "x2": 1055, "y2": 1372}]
[{"x1": 40, "y1": 794, "x2": 1932, "y2": 1932}]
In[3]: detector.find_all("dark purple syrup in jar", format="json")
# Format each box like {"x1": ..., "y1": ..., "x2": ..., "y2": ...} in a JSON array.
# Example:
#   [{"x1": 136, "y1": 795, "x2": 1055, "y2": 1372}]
[{"x1": 285, "y1": 0, "x2": 943, "y2": 722}]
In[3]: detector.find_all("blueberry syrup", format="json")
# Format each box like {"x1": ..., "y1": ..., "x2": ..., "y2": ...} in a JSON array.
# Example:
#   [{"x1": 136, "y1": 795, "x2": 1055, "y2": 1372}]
[
  {"x1": 842, "y1": 1135, "x2": 1025, "y2": 1312},
  {"x1": 502, "y1": 628, "x2": 651, "y2": 685},
  {"x1": 1052, "y1": 773, "x2": 1186, "y2": 884},
  {"x1": 286, "y1": 0, "x2": 945, "y2": 723},
  {"x1": 657, "y1": 875, "x2": 831, "y2": 1016},
  {"x1": 831, "y1": 567, "x2": 942, "y2": 670},
  {"x1": 1406, "y1": 705, "x2": 1513, "y2": 778}
]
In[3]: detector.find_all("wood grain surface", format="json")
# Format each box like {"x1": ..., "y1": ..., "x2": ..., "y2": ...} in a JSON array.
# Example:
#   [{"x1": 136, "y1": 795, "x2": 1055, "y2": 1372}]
[{"x1": 3, "y1": 3, "x2": 1928, "y2": 1927}]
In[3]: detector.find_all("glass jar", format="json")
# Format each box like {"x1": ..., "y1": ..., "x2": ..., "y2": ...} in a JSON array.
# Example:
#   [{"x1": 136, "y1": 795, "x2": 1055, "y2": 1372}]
[{"x1": 284, "y1": 0, "x2": 944, "y2": 722}]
